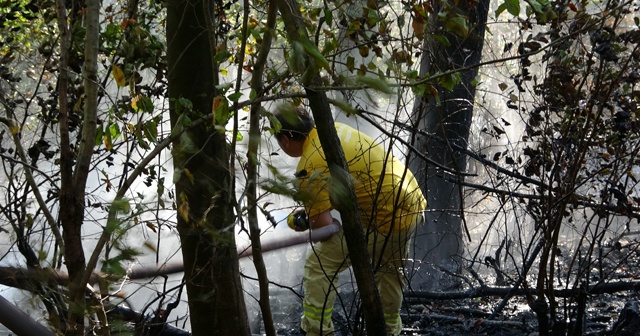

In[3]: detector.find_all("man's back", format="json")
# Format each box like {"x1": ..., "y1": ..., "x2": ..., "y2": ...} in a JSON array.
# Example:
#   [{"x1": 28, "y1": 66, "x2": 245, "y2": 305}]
[{"x1": 297, "y1": 122, "x2": 426, "y2": 233}]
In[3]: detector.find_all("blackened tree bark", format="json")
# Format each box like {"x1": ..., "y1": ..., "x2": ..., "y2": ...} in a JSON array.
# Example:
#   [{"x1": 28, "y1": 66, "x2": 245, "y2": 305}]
[
  {"x1": 166, "y1": 0, "x2": 250, "y2": 334},
  {"x1": 408, "y1": 0, "x2": 490, "y2": 291}
]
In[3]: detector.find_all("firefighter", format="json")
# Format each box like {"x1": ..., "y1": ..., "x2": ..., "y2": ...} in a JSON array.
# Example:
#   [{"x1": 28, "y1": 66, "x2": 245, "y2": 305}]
[{"x1": 273, "y1": 106, "x2": 426, "y2": 335}]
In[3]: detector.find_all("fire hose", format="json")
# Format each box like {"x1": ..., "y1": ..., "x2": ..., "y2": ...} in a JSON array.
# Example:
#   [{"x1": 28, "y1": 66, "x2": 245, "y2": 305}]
[
  {"x1": 237, "y1": 220, "x2": 340, "y2": 258},
  {"x1": 125, "y1": 221, "x2": 341, "y2": 280}
]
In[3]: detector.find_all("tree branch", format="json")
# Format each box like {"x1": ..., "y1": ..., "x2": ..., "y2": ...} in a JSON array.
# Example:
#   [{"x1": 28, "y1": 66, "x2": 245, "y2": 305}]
[
  {"x1": 0, "y1": 98, "x2": 64, "y2": 252},
  {"x1": 405, "y1": 280, "x2": 640, "y2": 301}
]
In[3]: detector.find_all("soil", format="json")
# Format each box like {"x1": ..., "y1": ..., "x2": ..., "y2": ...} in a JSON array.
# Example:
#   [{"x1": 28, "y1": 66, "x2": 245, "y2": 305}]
[
  {"x1": 272, "y1": 238, "x2": 640, "y2": 336},
  {"x1": 274, "y1": 286, "x2": 640, "y2": 336}
]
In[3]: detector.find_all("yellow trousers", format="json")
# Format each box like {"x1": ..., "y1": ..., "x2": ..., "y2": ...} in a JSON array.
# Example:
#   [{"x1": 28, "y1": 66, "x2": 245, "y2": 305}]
[{"x1": 300, "y1": 222, "x2": 417, "y2": 336}]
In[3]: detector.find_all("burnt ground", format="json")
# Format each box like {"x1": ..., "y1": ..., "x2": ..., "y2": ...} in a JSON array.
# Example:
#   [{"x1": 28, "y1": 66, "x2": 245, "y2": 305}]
[
  {"x1": 268, "y1": 237, "x2": 640, "y2": 336},
  {"x1": 272, "y1": 252, "x2": 640, "y2": 335},
  {"x1": 397, "y1": 294, "x2": 631, "y2": 336},
  {"x1": 275, "y1": 292, "x2": 640, "y2": 336}
]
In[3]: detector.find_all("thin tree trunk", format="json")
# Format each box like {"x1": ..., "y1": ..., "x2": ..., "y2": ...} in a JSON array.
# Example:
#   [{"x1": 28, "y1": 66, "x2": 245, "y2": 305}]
[
  {"x1": 55, "y1": 0, "x2": 87, "y2": 332},
  {"x1": 276, "y1": 0, "x2": 387, "y2": 334},
  {"x1": 73, "y1": 0, "x2": 101, "y2": 301},
  {"x1": 247, "y1": 0, "x2": 278, "y2": 334}
]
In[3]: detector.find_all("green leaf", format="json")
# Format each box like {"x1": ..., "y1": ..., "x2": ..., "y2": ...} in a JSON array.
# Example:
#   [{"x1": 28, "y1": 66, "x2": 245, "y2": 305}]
[
  {"x1": 347, "y1": 56, "x2": 355, "y2": 72},
  {"x1": 301, "y1": 39, "x2": 330, "y2": 71},
  {"x1": 405, "y1": 70, "x2": 419, "y2": 78},
  {"x1": 526, "y1": 0, "x2": 543, "y2": 13},
  {"x1": 38, "y1": 249, "x2": 47, "y2": 261},
  {"x1": 301, "y1": 66, "x2": 316, "y2": 85},
  {"x1": 118, "y1": 247, "x2": 143, "y2": 260},
  {"x1": 398, "y1": 15, "x2": 405, "y2": 27},
  {"x1": 357, "y1": 64, "x2": 367, "y2": 76},
  {"x1": 101, "y1": 258, "x2": 126, "y2": 275},
  {"x1": 228, "y1": 91, "x2": 243, "y2": 102},
  {"x1": 323, "y1": 39, "x2": 336, "y2": 55},
  {"x1": 289, "y1": 41, "x2": 306, "y2": 73},
  {"x1": 331, "y1": 99, "x2": 359, "y2": 117},
  {"x1": 106, "y1": 216, "x2": 122, "y2": 234},
  {"x1": 112, "y1": 198, "x2": 131, "y2": 214},
  {"x1": 260, "y1": 178, "x2": 297, "y2": 197},
  {"x1": 95, "y1": 125, "x2": 103, "y2": 146},
  {"x1": 356, "y1": 76, "x2": 394, "y2": 94},
  {"x1": 103, "y1": 126, "x2": 113, "y2": 151},
  {"x1": 176, "y1": 97, "x2": 193, "y2": 114},
  {"x1": 101, "y1": 247, "x2": 141, "y2": 276},
  {"x1": 109, "y1": 123, "x2": 121, "y2": 140},
  {"x1": 412, "y1": 84, "x2": 426, "y2": 96},
  {"x1": 134, "y1": 95, "x2": 154, "y2": 113},
  {"x1": 250, "y1": 29, "x2": 262, "y2": 41},
  {"x1": 327, "y1": 168, "x2": 351, "y2": 205},
  {"x1": 137, "y1": 131, "x2": 150, "y2": 150},
  {"x1": 495, "y1": 3, "x2": 507, "y2": 17},
  {"x1": 212, "y1": 47, "x2": 231, "y2": 63},
  {"x1": 215, "y1": 82, "x2": 233, "y2": 94},
  {"x1": 309, "y1": 7, "x2": 322, "y2": 20},
  {"x1": 171, "y1": 113, "x2": 192, "y2": 137},
  {"x1": 214, "y1": 96, "x2": 230, "y2": 125},
  {"x1": 443, "y1": 14, "x2": 469, "y2": 37},
  {"x1": 366, "y1": 9, "x2": 380, "y2": 28},
  {"x1": 276, "y1": 103, "x2": 306, "y2": 128},
  {"x1": 437, "y1": 72, "x2": 462, "y2": 91},
  {"x1": 324, "y1": 9, "x2": 333, "y2": 27},
  {"x1": 176, "y1": 133, "x2": 200, "y2": 158},
  {"x1": 268, "y1": 114, "x2": 282, "y2": 135},
  {"x1": 504, "y1": 0, "x2": 520, "y2": 16},
  {"x1": 248, "y1": 152, "x2": 259, "y2": 166},
  {"x1": 432, "y1": 34, "x2": 451, "y2": 47},
  {"x1": 144, "y1": 120, "x2": 158, "y2": 143}
]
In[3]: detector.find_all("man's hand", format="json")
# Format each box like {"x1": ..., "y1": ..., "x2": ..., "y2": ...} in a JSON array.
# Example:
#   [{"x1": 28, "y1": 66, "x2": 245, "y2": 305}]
[{"x1": 287, "y1": 208, "x2": 309, "y2": 231}]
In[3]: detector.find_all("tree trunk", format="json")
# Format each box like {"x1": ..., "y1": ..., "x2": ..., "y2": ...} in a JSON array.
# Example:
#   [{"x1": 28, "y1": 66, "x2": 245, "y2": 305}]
[
  {"x1": 276, "y1": 0, "x2": 387, "y2": 334},
  {"x1": 166, "y1": 0, "x2": 250, "y2": 334},
  {"x1": 55, "y1": 0, "x2": 101, "y2": 331},
  {"x1": 247, "y1": 0, "x2": 278, "y2": 334},
  {"x1": 408, "y1": 0, "x2": 490, "y2": 291}
]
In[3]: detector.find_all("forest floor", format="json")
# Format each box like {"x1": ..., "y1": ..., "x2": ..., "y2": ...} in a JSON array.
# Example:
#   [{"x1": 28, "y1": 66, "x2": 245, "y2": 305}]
[
  {"x1": 274, "y1": 292, "x2": 638, "y2": 335},
  {"x1": 397, "y1": 293, "x2": 632, "y2": 336},
  {"x1": 272, "y1": 237, "x2": 640, "y2": 336},
  {"x1": 398, "y1": 237, "x2": 640, "y2": 335},
  {"x1": 399, "y1": 258, "x2": 640, "y2": 335}
]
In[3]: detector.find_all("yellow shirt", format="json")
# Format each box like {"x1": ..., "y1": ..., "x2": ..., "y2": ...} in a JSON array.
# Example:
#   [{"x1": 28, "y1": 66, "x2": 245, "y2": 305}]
[{"x1": 295, "y1": 123, "x2": 426, "y2": 233}]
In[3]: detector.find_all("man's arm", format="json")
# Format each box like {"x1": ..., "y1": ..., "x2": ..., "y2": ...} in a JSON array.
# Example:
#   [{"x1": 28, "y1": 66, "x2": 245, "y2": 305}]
[{"x1": 308, "y1": 210, "x2": 334, "y2": 230}]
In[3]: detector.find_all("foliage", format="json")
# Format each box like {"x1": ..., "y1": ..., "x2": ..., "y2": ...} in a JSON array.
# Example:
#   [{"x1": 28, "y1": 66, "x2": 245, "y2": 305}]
[
  {"x1": 2, "y1": 0, "x2": 640, "y2": 334},
  {"x1": 0, "y1": 0, "x2": 172, "y2": 333},
  {"x1": 464, "y1": 0, "x2": 640, "y2": 334}
]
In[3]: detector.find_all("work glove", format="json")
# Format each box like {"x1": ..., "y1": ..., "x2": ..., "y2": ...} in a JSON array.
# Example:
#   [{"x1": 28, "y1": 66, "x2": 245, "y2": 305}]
[{"x1": 287, "y1": 208, "x2": 309, "y2": 231}]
